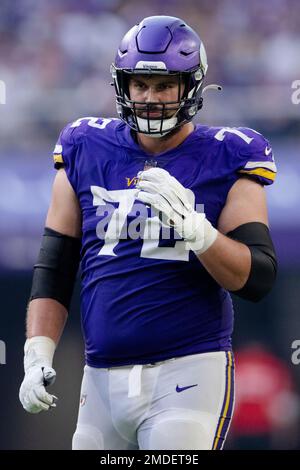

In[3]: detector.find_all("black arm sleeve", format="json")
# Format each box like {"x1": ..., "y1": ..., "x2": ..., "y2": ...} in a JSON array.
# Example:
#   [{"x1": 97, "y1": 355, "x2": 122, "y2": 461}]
[
  {"x1": 30, "y1": 227, "x2": 81, "y2": 310},
  {"x1": 226, "y1": 222, "x2": 277, "y2": 302}
]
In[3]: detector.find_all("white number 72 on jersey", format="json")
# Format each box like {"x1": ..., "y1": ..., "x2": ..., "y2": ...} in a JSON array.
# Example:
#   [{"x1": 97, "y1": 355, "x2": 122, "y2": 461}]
[{"x1": 90, "y1": 186, "x2": 195, "y2": 262}]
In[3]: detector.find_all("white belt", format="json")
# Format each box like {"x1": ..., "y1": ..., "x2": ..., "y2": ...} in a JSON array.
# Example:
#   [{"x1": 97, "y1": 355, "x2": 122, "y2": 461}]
[{"x1": 128, "y1": 365, "x2": 143, "y2": 398}]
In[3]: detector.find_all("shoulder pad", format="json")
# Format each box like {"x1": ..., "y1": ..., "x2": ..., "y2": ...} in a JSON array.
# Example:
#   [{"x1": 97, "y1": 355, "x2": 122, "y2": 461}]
[
  {"x1": 213, "y1": 126, "x2": 277, "y2": 185},
  {"x1": 52, "y1": 117, "x2": 121, "y2": 169},
  {"x1": 67, "y1": 116, "x2": 121, "y2": 141},
  {"x1": 235, "y1": 128, "x2": 277, "y2": 185}
]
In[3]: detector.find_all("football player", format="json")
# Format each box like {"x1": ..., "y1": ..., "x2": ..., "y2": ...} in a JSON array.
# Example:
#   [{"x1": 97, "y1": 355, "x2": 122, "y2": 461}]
[{"x1": 19, "y1": 16, "x2": 277, "y2": 450}]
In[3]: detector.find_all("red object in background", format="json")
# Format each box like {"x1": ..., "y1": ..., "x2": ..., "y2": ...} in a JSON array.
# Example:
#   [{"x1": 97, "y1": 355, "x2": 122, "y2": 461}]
[{"x1": 232, "y1": 345, "x2": 297, "y2": 435}]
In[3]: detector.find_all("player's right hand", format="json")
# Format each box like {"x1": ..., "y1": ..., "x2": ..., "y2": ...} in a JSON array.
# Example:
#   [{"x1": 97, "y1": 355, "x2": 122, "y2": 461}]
[{"x1": 19, "y1": 365, "x2": 58, "y2": 414}]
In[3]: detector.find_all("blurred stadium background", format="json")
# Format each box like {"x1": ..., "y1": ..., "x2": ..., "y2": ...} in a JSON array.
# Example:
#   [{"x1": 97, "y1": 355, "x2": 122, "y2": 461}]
[{"x1": 0, "y1": 0, "x2": 300, "y2": 450}]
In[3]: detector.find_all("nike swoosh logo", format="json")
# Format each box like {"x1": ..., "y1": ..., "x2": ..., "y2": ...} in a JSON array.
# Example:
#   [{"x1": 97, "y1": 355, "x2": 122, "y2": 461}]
[
  {"x1": 265, "y1": 146, "x2": 272, "y2": 156},
  {"x1": 176, "y1": 384, "x2": 198, "y2": 393}
]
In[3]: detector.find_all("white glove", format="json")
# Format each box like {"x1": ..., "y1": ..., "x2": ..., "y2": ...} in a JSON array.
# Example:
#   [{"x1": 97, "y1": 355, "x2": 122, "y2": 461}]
[
  {"x1": 19, "y1": 336, "x2": 58, "y2": 414},
  {"x1": 136, "y1": 167, "x2": 218, "y2": 254}
]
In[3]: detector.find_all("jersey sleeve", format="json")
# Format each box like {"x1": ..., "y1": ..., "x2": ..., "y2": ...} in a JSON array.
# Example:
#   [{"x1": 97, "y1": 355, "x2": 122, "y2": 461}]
[
  {"x1": 51, "y1": 121, "x2": 84, "y2": 192},
  {"x1": 52, "y1": 123, "x2": 76, "y2": 170},
  {"x1": 235, "y1": 128, "x2": 277, "y2": 186},
  {"x1": 52, "y1": 140, "x2": 65, "y2": 170}
]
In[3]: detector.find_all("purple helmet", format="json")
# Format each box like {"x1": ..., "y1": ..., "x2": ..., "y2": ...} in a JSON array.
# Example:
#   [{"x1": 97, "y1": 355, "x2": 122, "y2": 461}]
[{"x1": 111, "y1": 16, "x2": 208, "y2": 136}]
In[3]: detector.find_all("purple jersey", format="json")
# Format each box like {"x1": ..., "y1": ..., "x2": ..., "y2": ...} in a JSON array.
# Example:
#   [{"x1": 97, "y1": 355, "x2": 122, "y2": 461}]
[{"x1": 52, "y1": 118, "x2": 276, "y2": 367}]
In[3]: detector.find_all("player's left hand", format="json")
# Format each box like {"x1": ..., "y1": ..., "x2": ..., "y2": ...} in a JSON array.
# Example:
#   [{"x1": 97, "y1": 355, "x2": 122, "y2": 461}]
[{"x1": 136, "y1": 167, "x2": 218, "y2": 253}]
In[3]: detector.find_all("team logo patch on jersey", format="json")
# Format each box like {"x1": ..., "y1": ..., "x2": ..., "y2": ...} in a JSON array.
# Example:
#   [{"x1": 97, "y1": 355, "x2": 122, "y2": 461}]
[
  {"x1": 80, "y1": 394, "x2": 87, "y2": 407},
  {"x1": 126, "y1": 176, "x2": 139, "y2": 187}
]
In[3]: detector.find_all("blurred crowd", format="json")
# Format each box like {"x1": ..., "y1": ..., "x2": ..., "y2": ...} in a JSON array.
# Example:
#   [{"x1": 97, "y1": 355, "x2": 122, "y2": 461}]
[{"x1": 0, "y1": 0, "x2": 300, "y2": 151}]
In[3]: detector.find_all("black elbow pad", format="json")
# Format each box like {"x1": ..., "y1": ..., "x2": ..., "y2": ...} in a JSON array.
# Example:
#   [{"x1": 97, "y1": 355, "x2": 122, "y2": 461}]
[
  {"x1": 30, "y1": 227, "x2": 81, "y2": 310},
  {"x1": 226, "y1": 222, "x2": 277, "y2": 302}
]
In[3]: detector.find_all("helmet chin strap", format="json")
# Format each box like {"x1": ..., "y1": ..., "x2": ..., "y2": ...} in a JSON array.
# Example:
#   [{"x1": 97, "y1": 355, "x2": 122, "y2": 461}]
[{"x1": 136, "y1": 116, "x2": 178, "y2": 138}]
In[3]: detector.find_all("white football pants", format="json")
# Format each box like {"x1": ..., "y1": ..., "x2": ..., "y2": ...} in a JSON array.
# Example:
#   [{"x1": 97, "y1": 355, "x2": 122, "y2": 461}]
[{"x1": 72, "y1": 351, "x2": 234, "y2": 450}]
